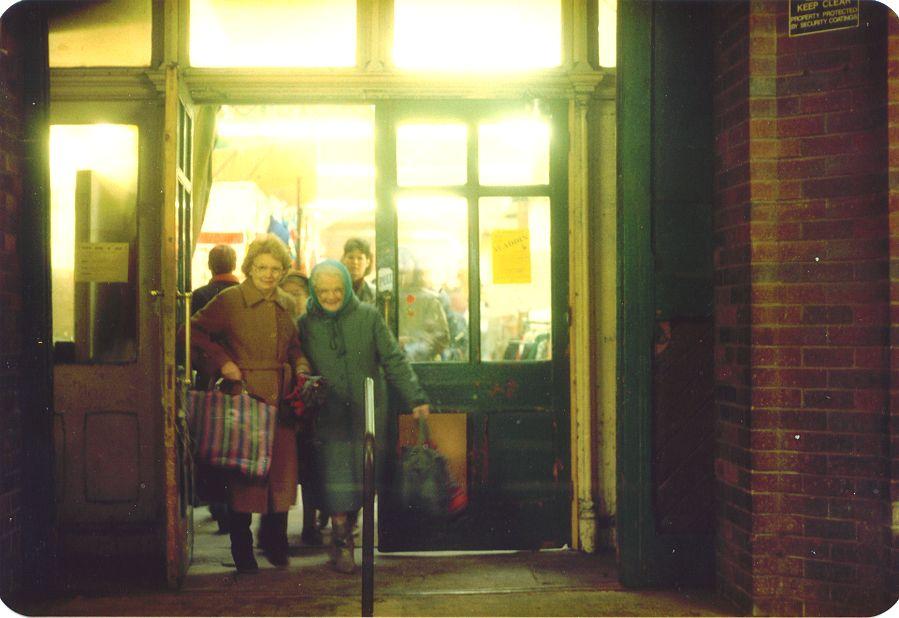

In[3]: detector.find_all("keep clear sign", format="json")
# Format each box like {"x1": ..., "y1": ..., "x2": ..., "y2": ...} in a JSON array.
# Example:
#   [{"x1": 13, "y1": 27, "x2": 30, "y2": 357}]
[
  {"x1": 789, "y1": 0, "x2": 859, "y2": 37},
  {"x1": 492, "y1": 229, "x2": 531, "y2": 284},
  {"x1": 75, "y1": 242, "x2": 130, "y2": 283}
]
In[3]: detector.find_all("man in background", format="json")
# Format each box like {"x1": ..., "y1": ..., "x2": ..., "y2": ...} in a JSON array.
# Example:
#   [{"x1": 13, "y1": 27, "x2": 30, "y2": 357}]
[
  {"x1": 192, "y1": 244, "x2": 240, "y2": 313},
  {"x1": 190, "y1": 244, "x2": 239, "y2": 534}
]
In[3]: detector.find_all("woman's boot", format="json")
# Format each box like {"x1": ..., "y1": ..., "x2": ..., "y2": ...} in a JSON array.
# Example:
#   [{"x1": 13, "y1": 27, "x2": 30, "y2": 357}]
[
  {"x1": 229, "y1": 511, "x2": 258, "y2": 574},
  {"x1": 330, "y1": 519, "x2": 356, "y2": 574}
]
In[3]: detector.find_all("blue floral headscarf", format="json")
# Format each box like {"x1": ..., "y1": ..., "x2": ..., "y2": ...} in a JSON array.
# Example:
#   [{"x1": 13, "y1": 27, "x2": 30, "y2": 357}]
[{"x1": 308, "y1": 259, "x2": 354, "y2": 317}]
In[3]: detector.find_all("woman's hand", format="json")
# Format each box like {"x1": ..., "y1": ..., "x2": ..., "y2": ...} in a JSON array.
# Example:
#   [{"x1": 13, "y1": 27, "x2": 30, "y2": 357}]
[
  {"x1": 412, "y1": 403, "x2": 430, "y2": 419},
  {"x1": 220, "y1": 361, "x2": 242, "y2": 381}
]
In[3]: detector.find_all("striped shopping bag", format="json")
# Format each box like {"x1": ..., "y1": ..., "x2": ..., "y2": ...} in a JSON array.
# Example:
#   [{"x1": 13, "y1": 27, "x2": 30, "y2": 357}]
[{"x1": 186, "y1": 384, "x2": 277, "y2": 479}]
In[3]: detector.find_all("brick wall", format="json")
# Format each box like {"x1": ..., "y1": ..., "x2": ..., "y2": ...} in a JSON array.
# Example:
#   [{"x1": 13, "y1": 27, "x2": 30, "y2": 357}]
[
  {"x1": 0, "y1": 5, "x2": 27, "y2": 602},
  {"x1": 712, "y1": 0, "x2": 754, "y2": 611},
  {"x1": 714, "y1": 1, "x2": 895, "y2": 614}
]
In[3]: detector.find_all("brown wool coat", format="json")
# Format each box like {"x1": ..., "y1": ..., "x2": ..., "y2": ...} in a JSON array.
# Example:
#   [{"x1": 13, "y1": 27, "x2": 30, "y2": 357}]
[{"x1": 191, "y1": 279, "x2": 310, "y2": 513}]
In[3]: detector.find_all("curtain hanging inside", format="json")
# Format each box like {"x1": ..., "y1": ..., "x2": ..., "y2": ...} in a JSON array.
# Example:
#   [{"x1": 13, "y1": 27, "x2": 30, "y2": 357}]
[{"x1": 191, "y1": 104, "x2": 220, "y2": 251}]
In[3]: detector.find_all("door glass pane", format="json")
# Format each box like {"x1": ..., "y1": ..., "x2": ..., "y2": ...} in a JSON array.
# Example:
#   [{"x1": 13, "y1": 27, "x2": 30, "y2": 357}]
[
  {"x1": 197, "y1": 105, "x2": 375, "y2": 293},
  {"x1": 50, "y1": 125, "x2": 139, "y2": 363},
  {"x1": 479, "y1": 196, "x2": 551, "y2": 362},
  {"x1": 397, "y1": 123, "x2": 467, "y2": 187},
  {"x1": 479, "y1": 115, "x2": 550, "y2": 186},
  {"x1": 397, "y1": 196, "x2": 468, "y2": 362},
  {"x1": 190, "y1": 0, "x2": 356, "y2": 67},
  {"x1": 394, "y1": 0, "x2": 561, "y2": 71},
  {"x1": 598, "y1": 0, "x2": 617, "y2": 68},
  {"x1": 49, "y1": 0, "x2": 152, "y2": 67}
]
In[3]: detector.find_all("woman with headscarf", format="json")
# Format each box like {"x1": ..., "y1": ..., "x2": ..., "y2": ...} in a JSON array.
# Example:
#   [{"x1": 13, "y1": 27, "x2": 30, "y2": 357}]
[
  {"x1": 298, "y1": 259, "x2": 429, "y2": 574},
  {"x1": 191, "y1": 234, "x2": 310, "y2": 573}
]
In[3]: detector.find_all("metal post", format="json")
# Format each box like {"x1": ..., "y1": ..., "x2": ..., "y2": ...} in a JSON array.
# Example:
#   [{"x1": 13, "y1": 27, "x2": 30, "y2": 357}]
[{"x1": 362, "y1": 377, "x2": 376, "y2": 616}]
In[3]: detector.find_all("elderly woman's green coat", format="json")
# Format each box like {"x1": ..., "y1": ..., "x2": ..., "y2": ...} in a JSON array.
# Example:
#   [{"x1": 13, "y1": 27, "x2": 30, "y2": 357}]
[{"x1": 298, "y1": 260, "x2": 428, "y2": 514}]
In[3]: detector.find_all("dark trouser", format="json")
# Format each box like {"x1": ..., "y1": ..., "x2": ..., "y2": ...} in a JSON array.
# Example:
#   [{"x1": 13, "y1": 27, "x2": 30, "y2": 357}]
[
  {"x1": 258, "y1": 511, "x2": 288, "y2": 552},
  {"x1": 228, "y1": 511, "x2": 256, "y2": 568},
  {"x1": 302, "y1": 500, "x2": 317, "y2": 533},
  {"x1": 209, "y1": 502, "x2": 230, "y2": 530}
]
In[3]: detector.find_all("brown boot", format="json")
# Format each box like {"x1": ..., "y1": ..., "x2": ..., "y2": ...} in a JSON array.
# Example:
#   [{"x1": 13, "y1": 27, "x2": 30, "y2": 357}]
[{"x1": 330, "y1": 520, "x2": 356, "y2": 574}]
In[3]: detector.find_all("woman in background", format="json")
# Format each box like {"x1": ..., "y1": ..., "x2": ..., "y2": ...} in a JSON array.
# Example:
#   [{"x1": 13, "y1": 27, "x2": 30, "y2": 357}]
[{"x1": 340, "y1": 237, "x2": 375, "y2": 304}]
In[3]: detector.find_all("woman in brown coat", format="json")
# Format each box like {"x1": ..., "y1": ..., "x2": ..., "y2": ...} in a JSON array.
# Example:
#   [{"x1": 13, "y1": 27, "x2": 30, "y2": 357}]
[{"x1": 191, "y1": 234, "x2": 310, "y2": 573}]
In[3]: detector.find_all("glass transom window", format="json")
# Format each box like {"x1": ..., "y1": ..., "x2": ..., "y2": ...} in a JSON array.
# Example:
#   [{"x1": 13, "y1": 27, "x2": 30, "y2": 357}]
[
  {"x1": 189, "y1": 0, "x2": 357, "y2": 68},
  {"x1": 49, "y1": 0, "x2": 152, "y2": 68},
  {"x1": 393, "y1": 0, "x2": 561, "y2": 72}
]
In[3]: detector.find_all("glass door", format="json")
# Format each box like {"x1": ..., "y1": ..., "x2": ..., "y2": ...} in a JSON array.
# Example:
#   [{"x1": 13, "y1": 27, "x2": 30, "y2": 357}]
[{"x1": 375, "y1": 101, "x2": 570, "y2": 550}]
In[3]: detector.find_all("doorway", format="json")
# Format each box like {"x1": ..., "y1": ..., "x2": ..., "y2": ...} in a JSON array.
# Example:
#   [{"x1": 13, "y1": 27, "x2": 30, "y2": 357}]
[{"x1": 190, "y1": 100, "x2": 570, "y2": 555}]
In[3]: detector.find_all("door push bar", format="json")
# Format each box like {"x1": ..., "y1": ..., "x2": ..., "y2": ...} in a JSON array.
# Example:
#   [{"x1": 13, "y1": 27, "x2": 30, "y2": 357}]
[{"x1": 362, "y1": 377, "x2": 376, "y2": 616}]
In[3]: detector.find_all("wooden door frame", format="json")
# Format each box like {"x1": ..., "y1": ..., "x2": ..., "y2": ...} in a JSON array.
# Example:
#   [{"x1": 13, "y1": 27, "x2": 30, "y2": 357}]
[
  {"x1": 44, "y1": 0, "x2": 612, "y2": 570},
  {"x1": 161, "y1": 62, "x2": 200, "y2": 588},
  {"x1": 372, "y1": 99, "x2": 574, "y2": 551},
  {"x1": 616, "y1": 0, "x2": 715, "y2": 586}
]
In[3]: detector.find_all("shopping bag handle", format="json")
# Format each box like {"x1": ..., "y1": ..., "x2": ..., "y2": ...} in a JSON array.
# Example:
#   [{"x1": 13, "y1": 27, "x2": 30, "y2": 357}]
[
  {"x1": 213, "y1": 377, "x2": 249, "y2": 394},
  {"x1": 417, "y1": 415, "x2": 431, "y2": 446}
]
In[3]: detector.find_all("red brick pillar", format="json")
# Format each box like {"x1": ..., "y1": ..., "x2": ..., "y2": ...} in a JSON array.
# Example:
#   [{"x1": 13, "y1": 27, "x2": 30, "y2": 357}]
[
  {"x1": 712, "y1": 0, "x2": 754, "y2": 610},
  {"x1": 714, "y1": 1, "x2": 894, "y2": 614},
  {"x1": 0, "y1": 4, "x2": 27, "y2": 601}
]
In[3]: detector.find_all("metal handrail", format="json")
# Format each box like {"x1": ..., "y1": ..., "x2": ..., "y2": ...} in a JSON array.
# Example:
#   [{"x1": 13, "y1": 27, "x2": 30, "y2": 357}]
[{"x1": 362, "y1": 377, "x2": 376, "y2": 617}]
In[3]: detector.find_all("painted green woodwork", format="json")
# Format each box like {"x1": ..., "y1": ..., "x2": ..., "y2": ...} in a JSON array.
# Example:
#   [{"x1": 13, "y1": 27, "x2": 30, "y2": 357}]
[
  {"x1": 617, "y1": 0, "x2": 715, "y2": 586},
  {"x1": 617, "y1": 0, "x2": 656, "y2": 586},
  {"x1": 651, "y1": 3, "x2": 714, "y2": 321},
  {"x1": 375, "y1": 100, "x2": 570, "y2": 551}
]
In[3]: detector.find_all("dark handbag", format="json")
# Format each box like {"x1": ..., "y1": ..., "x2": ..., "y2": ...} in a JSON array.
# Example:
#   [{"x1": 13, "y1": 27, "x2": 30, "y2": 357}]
[
  {"x1": 396, "y1": 417, "x2": 454, "y2": 518},
  {"x1": 186, "y1": 380, "x2": 278, "y2": 479}
]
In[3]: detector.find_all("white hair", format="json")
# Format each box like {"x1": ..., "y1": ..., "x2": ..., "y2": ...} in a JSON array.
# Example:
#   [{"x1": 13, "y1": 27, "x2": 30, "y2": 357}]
[{"x1": 311, "y1": 263, "x2": 344, "y2": 287}]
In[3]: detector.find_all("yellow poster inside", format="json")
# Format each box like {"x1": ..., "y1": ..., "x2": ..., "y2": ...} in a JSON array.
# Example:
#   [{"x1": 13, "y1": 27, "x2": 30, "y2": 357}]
[
  {"x1": 492, "y1": 229, "x2": 531, "y2": 284},
  {"x1": 75, "y1": 242, "x2": 130, "y2": 283}
]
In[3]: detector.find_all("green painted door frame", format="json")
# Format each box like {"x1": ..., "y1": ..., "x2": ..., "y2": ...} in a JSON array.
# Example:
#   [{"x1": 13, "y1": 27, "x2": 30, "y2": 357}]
[{"x1": 616, "y1": 0, "x2": 715, "y2": 587}]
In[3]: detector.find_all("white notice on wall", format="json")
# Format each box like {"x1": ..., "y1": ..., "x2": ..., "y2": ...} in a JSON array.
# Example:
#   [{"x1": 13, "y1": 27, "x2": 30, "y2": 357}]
[{"x1": 75, "y1": 242, "x2": 130, "y2": 283}]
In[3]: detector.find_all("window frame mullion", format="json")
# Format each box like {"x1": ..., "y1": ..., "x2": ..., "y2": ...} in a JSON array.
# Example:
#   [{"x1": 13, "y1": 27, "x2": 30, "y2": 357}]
[{"x1": 359, "y1": 0, "x2": 394, "y2": 71}]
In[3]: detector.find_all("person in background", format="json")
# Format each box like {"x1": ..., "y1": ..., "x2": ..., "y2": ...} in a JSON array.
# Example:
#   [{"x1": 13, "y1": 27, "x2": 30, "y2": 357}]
[
  {"x1": 338, "y1": 238, "x2": 375, "y2": 534},
  {"x1": 397, "y1": 249, "x2": 450, "y2": 362},
  {"x1": 192, "y1": 244, "x2": 240, "y2": 313},
  {"x1": 341, "y1": 237, "x2": 375, "y2": 304},
  {"x1": 298, "y1": 260, "x2": 430, "y2": 574},
  {"x1": 278, "y1": 269, "x2": 322, "y2": 546},
  {"x1": 190, "y1": 244, "x2": 240, "y2": 534},
  {"x1": 280, "y1": 270, "x2": 310, "y2": 318},
  {"x1": 191, "y1": 234, "x2": 310, "y2": 573},
  {"x1": 438, "y1": 266, "x2": 469, "y2": 361}
]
